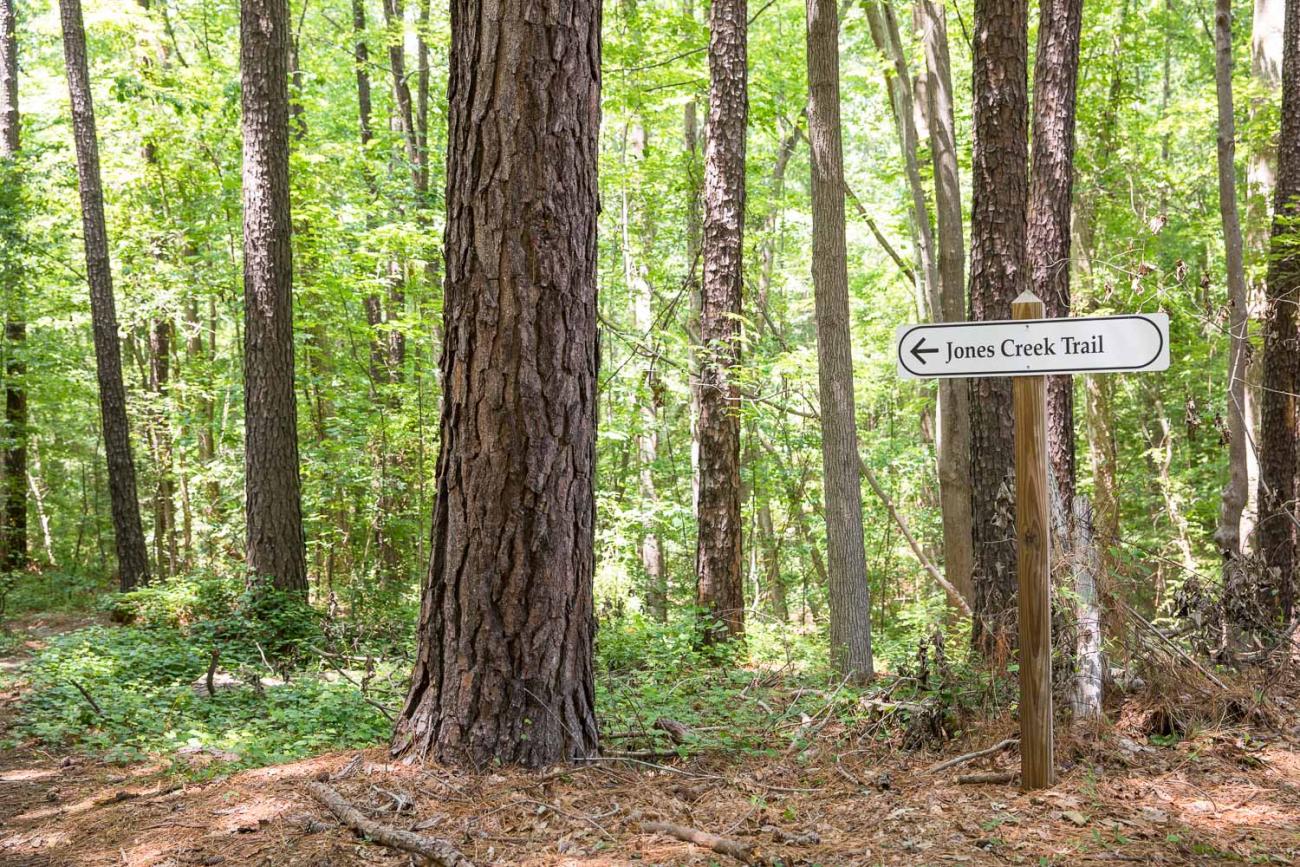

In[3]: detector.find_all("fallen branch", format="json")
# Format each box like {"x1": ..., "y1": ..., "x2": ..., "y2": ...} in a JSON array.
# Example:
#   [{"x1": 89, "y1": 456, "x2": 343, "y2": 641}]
[
  {"x1": 306, "y1": 781, "x2": 474, "y2": 867},
  {"x1": 643, "y1": 819, "x2": 769, "y2": 865},
  {"x1": 69, "y1": 679, "x2": 104, "y2": 717},
  {"x1": 1118, "y1": 600, "x2": 1231, "y2": 692},
  {"x1": 924, "y1": 737, "x2": 1017, "y2": 774},
  {"x1": 956, "y1": 771, "x2": 1014, "y2": 785},
  {"x1": 859, "y1": 456, "x2": 973, "y2": 616}
]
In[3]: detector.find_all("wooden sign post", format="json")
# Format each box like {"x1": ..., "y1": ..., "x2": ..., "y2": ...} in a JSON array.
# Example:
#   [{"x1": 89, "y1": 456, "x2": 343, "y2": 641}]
[
  {"x1": 1010, "y1": 291, "x2": 1054, "y2": 790},
  {"x1": 894, "y1": 294, "x2": 1170, "y2": 791}
]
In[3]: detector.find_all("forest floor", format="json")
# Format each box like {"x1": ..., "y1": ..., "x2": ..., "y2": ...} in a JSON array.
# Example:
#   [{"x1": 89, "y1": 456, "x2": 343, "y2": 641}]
[{"x1": 1, "y1": 615, "x2": 1299, "y2": 866}]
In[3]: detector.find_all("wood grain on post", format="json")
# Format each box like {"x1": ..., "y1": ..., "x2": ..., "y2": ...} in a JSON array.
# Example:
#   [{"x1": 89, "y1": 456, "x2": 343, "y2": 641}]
[{"x1": 1011, "y1": 290, "x2": 1055, "y2": 790}]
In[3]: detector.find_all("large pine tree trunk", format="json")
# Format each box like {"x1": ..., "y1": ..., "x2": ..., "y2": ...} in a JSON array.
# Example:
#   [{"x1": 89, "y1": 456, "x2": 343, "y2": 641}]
[
  {"x1": 1213, "y1": 0, "x2": 1252, "y2": 561},
  {"x1": 968, "y1": 0, "x2": 1028, "y2": 651},
  {"x1": 1257, "y1": 0, "x2": 1300, "y2": 623},
  {"x1": 59, "y1": 0, "x2": 151, "y2": 590},
  {"x1": 391, "y1": 0, "x2": 601, "y2": 768},
  {"x1": 807, "y1": 0, "x2": 873, "y2": 681},
  {"x1": 696, "y1": 0, "x2": 747, "y2": 641},
  {"x1": 0, "y1": 0, "x2": 25, "y2": 575},
  {"x1": 917, "y1": 0, "x2": 973, "y2": 607},
  {"x1": 241, "y1": 0, "x2": 307, "y2": 593},
  {"x1": 1027, "y1": 0, "x2": 1083, "y2": 510}
]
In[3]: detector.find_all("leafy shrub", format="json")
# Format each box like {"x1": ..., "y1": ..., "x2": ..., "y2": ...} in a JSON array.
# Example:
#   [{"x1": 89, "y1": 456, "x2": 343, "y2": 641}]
[{"x1": 12, "y1": 625, "x2": 389, "y2": 768}]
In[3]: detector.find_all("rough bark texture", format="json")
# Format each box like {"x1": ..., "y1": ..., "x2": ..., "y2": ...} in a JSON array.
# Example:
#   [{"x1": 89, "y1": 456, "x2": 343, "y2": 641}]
[
  {"x1": 967, "y1": 0, "x2": 1028, "y2": 651},
  {"x1": 807, "y1": 0, "x2": 872, "y2": 681},
  {"x1": 390, "y1": 0, "x2": 601, "y2": 768},
  {"x1": 59, "y1": 0, "x2": 151, "y2": 590},
  {"x1": 696, "y1": 0, "x2": 747, "y2": 641},
  {"x1": 1027, "y1": 0, "x2": 1083, "y2": 511},
  {"x1": 1213, "y1": 0, "x2": 1251, "y2": 561},
  {"x1": 241, "y1": 0, "x2": 307, "y2": 593},
  {"x1": 0, "y1": 0, "x2": 26, "y2": 574},
  {"x1": 1257, "y1": 0, "x2": 1300, "y2": 623},
  {"x1": 918, "y1": 0, "x2": 973, "y2": 607}
]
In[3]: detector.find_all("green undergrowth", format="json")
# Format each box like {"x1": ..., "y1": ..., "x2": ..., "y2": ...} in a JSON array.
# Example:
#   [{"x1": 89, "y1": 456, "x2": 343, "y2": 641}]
[{"x1": 4, "y1": 573, "x2": 982, "y2": 775}]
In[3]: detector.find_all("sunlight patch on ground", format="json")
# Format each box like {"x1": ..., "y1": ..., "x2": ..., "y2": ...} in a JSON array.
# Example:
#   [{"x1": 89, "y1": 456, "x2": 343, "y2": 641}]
[{"x1": 0, "y1": 767, "x2": 59, "y2": 782}]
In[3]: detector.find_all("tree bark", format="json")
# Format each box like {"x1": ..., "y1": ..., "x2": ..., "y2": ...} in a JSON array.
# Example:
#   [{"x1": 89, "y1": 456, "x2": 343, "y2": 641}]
[
  {"x1": 1257, "y1": 0, "x2": 1300, "y2": 623},
  {"x1": 241, "y1": 0, "x2": 307, "y2": 593},
  {"x1": 390, "y1": 0, "x2": 601, "y2": 768},
  {"x1": 967, "y1": 0, "x2": 1028, "y2": 651},
  {"x1": 1213, "y1": 0, "x2": 1252, "y2": 561},
  {"x1": 59, "y1": 0, "x2": 151, "y2": 590},
  {"x1": 807, "y1": 0, "x2": 872, "y2": 681},
  {"x1": 0, "y1": 0, "x2": 25, "y2": 574},
  {"x1": 1027, "y1": 0, "x2": 1083, "y2": 511},
  {"x1": 148, "y1": 319, "x2": 178, "y2": 576},
  {"x1": 382, "y1": 0, "x2": 422, "y2": 196},
  {"x1": 917, "y1": 0, "x2": 973, "y2": 607},
  {"x1": 696, "y1": 0, "x2": 747, "y2": 642}
]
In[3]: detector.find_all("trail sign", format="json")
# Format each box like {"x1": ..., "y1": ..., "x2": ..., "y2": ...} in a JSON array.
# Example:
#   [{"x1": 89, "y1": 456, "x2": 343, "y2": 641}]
[
  {"x1": 895, "y1": 312, "x2": 1169, "y2": 380},
  {"x1": 895, "y1": 295, "x2": 1171, "y2": 792}
]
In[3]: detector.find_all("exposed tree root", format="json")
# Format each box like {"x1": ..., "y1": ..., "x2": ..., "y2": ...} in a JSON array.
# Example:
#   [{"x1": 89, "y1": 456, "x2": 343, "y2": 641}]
[{"x1": 306, "y1": 781, "x2": 474, "y2": 867}]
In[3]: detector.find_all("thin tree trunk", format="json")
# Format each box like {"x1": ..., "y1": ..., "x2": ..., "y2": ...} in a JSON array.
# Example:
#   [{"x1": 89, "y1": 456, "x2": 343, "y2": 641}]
[
  {"x1": 381, "y1": 0, "x2": 422, "y2": 195},
  {"x1": 1213, "y1": 0, "x2": 1252, "y2": 561},
  {"x1": 865, "y1": 1, "x2": 939, "y2": 319},
  {"x1": 391, "y1": 0, "x2": 601, "y2": 768},
  {"x1": 1257, "y1": 0, "x2": 1300, "y2": 623},
  {"x1": 27, "y1": 438, "x2": 53, "y2": 567},
  {"x1": 1071, "y1": 495, "x2": 1102, "y2": 721},
  {"x1": 1243, "y1": 0, "x2": 1284, "y2": 547},
  {"x1": 0, "y1": 0, "x2": 25, "y2": 574},
  {"x1": 59, "y1": 0, "x2": 151, "y2": 590},
  {"x1": 1027, "y1": 0, "x2": 1083, "y2": 511},
  {"x1": 918, "y1": 0, "x2": 973, "y2": 607},
  {"x1": 241, "y1": 0, "x2": 308, "y2": 593},
  {"x1": 967, "y1": 0, "x2": 1028, "y2": 651},
  {"x1": 148, "y1": 319, "x2": 178, "y2": 576},
  {"x1": 622, "y1": 107, "x2": 667, "y2": 620},
  {"x1": 696, "y1": 0, "x2": 747, "y2": 642},
  {"x1": 807, "y1": 0, "x2": 872, "y2": 681}
]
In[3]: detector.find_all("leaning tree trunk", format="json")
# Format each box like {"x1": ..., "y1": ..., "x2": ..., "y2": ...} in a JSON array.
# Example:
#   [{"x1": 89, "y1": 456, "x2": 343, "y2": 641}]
[
  {"x1": 1213, "y1": 0, "x2": 1252, "y2": 561},
  {"x1": 807, "y1": 0, "x2": 873, "y2": 682},
  {"x1": 1027, "y1": 0, "x2": 1083, "y2": 512},
  {"x1": 390, "y1": 0, "x2": 601, "y2": 768},
  {"x1": 0, "y1": 0, "x2": 25, "y2": 575},
  {"x1": 1257, "y1": 0, "x2": 1300, "y2": 623},
  {"x1": 968, "y1": 0, "x2": 1029, "y2": 652},
  {"x1": 241, "y1": 0, "x2": 307, "y2": 594},
  {"x1": 917, "y1": 0, "x2": 973, "y2": 607},
  {"x1": 696, "y1": 0, "x2": 748, "y2": 642},
  {"x1": 59, "y1": 0, "x2": 150, "y2": 590}
]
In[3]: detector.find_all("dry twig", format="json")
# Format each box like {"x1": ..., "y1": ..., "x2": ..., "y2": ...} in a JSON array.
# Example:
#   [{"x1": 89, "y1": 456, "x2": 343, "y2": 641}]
[
  {"x1": 306, "y1": 781, "x2": 474, "y2": 867},
  {"x1": 642, "y1": 819, "x2": 770, "y2": 865},
  {"x1": 924, "y1": 737, "x2": 1018, "y2": 774}
]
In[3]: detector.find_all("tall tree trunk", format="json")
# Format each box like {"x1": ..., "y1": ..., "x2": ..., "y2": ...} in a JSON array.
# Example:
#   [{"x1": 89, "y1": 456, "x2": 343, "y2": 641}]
[
  {"x1": 918, "y1": 0, "x2": 973, "y2": 607},
  {"x1": 241, "y1": 0, "x2": 308, "y2": 593},
  {"x1": 807, "y1": 0, "x2": 872, "y2": 681},
  {"x1": 1257, "y1": 0, "x2": 1300, "y2": 623},
  {"x1": 968, "y1": 0, "x2": 1028, "y2": 651},
  {"x1": 1027, "y1": 0, "x2": 1083, "y2": 510},
  {"x1": 390, "y1": 0, "x2": 601, "y2": 768},
  {"x1": 1241, "y1": 0, "x2": 1283, "y2": 548},
  {"x1": 382, "y1": 0, "x2": 422, "y2": 195},
  {"x1": 622, "y1": 107, "x2": 667, "y2": 620},
  {"x1": 149, "y1": 319, "x2": 178, "y2": 576},
  {"x1": 1213, "y1": 0, "x2": 1252, "y2": 561},
  {"x1": 59, "y1": 0, "x2": 151, "y2": 590},
  {"x1": 0, "y1": 0, "x2": 25, "y2": 575},
  {"x1": 865, "y1": 1, "x2": 939, "y2": 318},
  {"x1": 696, "y1": 0, "x2": 747, "y2": 641}
]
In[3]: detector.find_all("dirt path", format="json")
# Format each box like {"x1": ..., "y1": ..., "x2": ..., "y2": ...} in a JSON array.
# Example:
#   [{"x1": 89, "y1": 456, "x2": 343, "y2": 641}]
[{"x1": 0, "y1": 618, "x2": 1298, "y2": 865}]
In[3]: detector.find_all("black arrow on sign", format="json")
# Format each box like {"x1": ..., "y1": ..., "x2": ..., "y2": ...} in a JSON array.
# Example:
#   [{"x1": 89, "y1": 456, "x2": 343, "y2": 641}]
[{"x1": 910, "y1": 337, "x2": 939, "y2": 365}]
